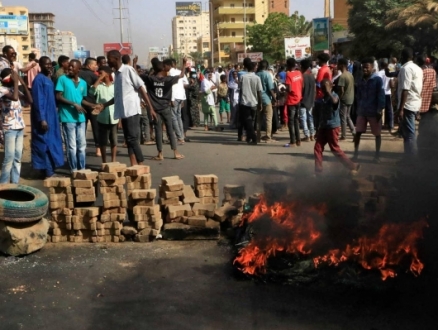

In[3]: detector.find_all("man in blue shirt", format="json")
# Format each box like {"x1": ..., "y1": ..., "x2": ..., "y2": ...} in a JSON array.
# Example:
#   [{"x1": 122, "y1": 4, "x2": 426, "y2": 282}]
[
  {"x1": 256, "y1": 60, "x2": 276, "y2": 142},
  {"x1": 354, "y1": 58, "x2": 385, "y2": 163},
  {"x1": 56, "y1": 59, "x2": 96, "y2": 172}
]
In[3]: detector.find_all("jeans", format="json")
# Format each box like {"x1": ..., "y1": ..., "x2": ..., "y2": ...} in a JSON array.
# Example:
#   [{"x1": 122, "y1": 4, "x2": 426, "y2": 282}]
[
  {"x1": 171, "y1": 99, "x2": 184, "y2": 140},
  {"x1": 140, "y1": 114, "x2": 151, "y2": 142},
  {"x1": 287, "y1": 105, "x2": 301, "y2": 144},
  {"x1": 0, "y1": 129, "x2": 24, "y2": 184},
  {"x1": 86, "y1": 109, "x2": 100, "y2": 147},
  {"x1": 155, "y1": 108, "x2": 177, "y2": 152},
  {"x1": 121, "y1": 115, "x2": 144, "y2": 163},
  {"x1": 401, "y1": 109, "x2": 417, "y2": 156},
  {"x1": 257, "y1": 103, "x2": 273, "y2": 139},
  {"x1": 62, "y1": 122, "x2": 86, "y2": 172},
  {"x1": 299, "y1": 107, "x2": 315, "y2": 138},
  {"x1": 339, "y1": 103, "x2": 356, "y2": 138},
  {"x1": 385, "y1": 95, "x2": 394, "y2": 129},
  {"x1": 239, "y1": 105, "x2": 257, "y2": 142}
]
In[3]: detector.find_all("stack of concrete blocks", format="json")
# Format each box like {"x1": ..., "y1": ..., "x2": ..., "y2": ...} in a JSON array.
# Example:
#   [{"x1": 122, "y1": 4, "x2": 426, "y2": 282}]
[
  {"x1": 72, "y1": 170, "x2": 99, "y2": 205},
  {"x1": 125, "y1": 165, "x2": 152, "y2": 209},
  {"x1": 158, "y1": 176, "x2": 184, "y2": 209},
  {"x1": 44, "y1": 177, "x2": 74, "y2": 243},
  {"x1": 98, "y1": 162, "x2": 128, "y2": 242},
  {"x1": 70, "y1": 207, "x2": 100, "y2": 243},
  {"x1": 214, "y1": 185, "x2": 246, "y2": 229},
  {"x1": 194, "y1": 174, "x2": 220, "y2": 205}
]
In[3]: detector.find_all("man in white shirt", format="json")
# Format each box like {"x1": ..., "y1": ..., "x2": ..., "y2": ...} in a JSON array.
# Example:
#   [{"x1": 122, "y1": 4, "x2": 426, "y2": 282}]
[
  {"x1": 100, "y1": 50, "x2": 157, "y2": 166},
  {"x1": 397, "y1": 47, "x2": 423, "y2": 158},
  {"x1": 376, "y1": 61, "x2": 394, "y2": 131},
  {"x1": 200, "y1": 71, "x2": 220, "y2": 131},
  {"x1": 165, "y1": 58, "x2": 188, "y2": 144}
]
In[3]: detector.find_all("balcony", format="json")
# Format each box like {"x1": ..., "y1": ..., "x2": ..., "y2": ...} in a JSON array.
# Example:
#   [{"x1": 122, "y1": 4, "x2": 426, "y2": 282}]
[
  {"x1": 217, "y1": 21, "x2": 254, "y2": 29},
  {"x1": 219, "y1": 36, "x2": 244, "y2": 43},
  {"x1": 215, "y1": 7, "x2": 255, "y2": 15}
]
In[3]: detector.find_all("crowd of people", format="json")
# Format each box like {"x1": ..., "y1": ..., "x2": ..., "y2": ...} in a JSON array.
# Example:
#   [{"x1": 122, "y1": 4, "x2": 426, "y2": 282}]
[{"x1": 0, "y1": 44, "x2": 434, "y2": 183}]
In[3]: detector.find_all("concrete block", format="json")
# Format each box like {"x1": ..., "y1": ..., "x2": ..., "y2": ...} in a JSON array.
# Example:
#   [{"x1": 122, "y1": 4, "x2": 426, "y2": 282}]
[
  {"x1": 182, "y1": 185, "x2": 200, "y2": 204},
  {"x1": 102, "y1": 162, "x2": 127, "y2": 173},
  {"x1": 187, "y1": 216, "x2": 207, "y2": 227},
  {"x1": 196, "y1": 189, "x2": 219, "y2": 198},
  {"x1": 195, "y1": 183, "x2": 218, "y2": 191},
  {"x1": 100, "y1": 177, "x2": 126, "y2": 187},
  {"x1": 192, "y1": 203, "x2": 216, "y2": 217},
  {"x1": 44, "y1": 177, "x2": 71, "y2": 188},
  {"x1": 125, "y1": 165, "x2": 150, "y2": 176},
  {"x1": 73, "y1": 170, "x2": 98, "y2": 181},
  {"x1": 131, "y1": 189, "x2": 157, "y2": 200},
  {"x1": 167, "y1": 204, "x2": 192, "y2": 218},
  {"x1": 194, "y1": 174, "x2": 218, "y2": 184}
]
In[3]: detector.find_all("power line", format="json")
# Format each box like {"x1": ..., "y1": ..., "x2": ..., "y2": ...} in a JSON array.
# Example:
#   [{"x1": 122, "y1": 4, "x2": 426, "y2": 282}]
[
  {"x1": 80, "y1": 0, "x2": 110, "y2": 26},
  {"x1": 96, "y1": 0, "x2": 112, "y2": 14}
]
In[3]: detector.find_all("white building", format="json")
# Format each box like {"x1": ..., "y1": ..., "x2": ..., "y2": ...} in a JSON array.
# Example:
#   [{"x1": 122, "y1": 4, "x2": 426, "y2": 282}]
[
  {"x1": 53, "y1": 30, "x2": 77, "y2": 60},
  {"x1": 31, "y1": 22, "x2": 49, "y2": 57},
  {"x1": 172, "y1": 11, "x2": 210, "y2": 55}
]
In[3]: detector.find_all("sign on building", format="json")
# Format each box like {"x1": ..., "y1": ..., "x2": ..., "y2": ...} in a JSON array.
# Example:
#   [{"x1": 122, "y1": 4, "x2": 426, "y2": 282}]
[
  {"x1": 284, "y1": 37, "x2": 311, "y2": 60},
  {"x1": 0, "y1": 15, "x2": 28, "y2": 35},
  {"x1": 176, "y1": 2, "x2": 202, "y2": 16},
  {"x1": 103, "y1": 42, "x2": 133, "y2": 55},
  {"x1": 237, "y1": 52, "x2": 263, "y2": 63},
  {"x1": 313, "y1": 18, "x2": 330, "y2": 52},
  {"x1": 73, "y1": 50, "x2": 91, "y2": 60}
]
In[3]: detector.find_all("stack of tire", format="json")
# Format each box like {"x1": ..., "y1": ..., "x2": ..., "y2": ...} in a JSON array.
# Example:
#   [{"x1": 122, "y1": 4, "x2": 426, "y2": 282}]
[{"x1": 0, "y1": 184, "x2": 49, "y2": 256}]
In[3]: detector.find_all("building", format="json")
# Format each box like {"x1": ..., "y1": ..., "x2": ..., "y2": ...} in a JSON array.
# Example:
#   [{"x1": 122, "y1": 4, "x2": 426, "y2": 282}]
[
  {"x1": 0, "y1": 3, "x2": 31, "y2": 64},
  {"x1": 211, "y1": 0, "x2": 270, "y2": 63},
  {"x1": 147, "y1": 47, "x2": 169, "y2": 65},
  {"x1": 333, "y1": 0, "x2": 349, "y2": 29},
  {"x1": 53, "y1": 31, "x2": 77, "y2": 60},
  {"x1": 269, "y1": 0, "x2": 289, "y2": 15},
  {"x1": 29, "y1": 12, "x2": 56, "y2": 58},
  {"x1": 172, "y1": 11, "x2": 210, "y2": 56},
  {"x1": 30, "y1": 22, "x2": 48, "y2": 57},
  {"x1": 197, "y1": 36, "x2": 210, "y2": 57}
]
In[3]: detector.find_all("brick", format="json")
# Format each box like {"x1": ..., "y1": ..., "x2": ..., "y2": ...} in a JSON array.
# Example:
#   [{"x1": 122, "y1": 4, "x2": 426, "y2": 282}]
[
  {"x1": 50, "y1": 201, "x2": 74, "y2": 209},
  {"x1": 196, "y1": 189, "x2": 219, "y2": 198},
  {"x1": 160, "y1": 190, "x2": 184, "y2": 199},
  {"x1": 195, "y1": 183, "x2": 218, "y2": 191},
  {"x1": 126, "y1": 174, "x2": 151, "y2": 184},
  {"x1": 167, "y1": 204, "x2": 192, "y2": 218},
  {"x1": 192, "y1": 203, "x2": 216, "y2": 217},
  {"x1": 194, "y1": 174, "x2": 218, "y2": 184},
  {"x1": 100, "y1": 214, "x2": 111, "y2": 222},
  {"x1": 159, "y1": 197, "x2": 180, "y2": 206},
  {"x1": 49, "y1": 186, "x2": 72, "y2": 194},
  {"x1": 73, "y1": 179, "x2": 94, "y2": 188},
  {"x1": 125, "y1": 165, "x2": 150, "y2": 176},
  {"x1": 132, "y1": 199, "x2": 155, "y2": 207},
  {"x1": 102, "y1": 162, "x2": 127, "y2": 173},
  {"x1": 110, "y1": 213, "x2": 126, "y2": 222},
  {"x1": 138, "y1": 228, "x2": 159, "y2": 236},
  {"x1": 99, "y1": 185, "x2": 125, "y2": 194},
  {"x1": 223, "y1": 184, "x2": 246, "y2": 195},
  {"x1": 198, "y1": 197, "x2": 219, "y2": 205},
  {"x1": 98, "y1": 172, "x2": 119, "y2": 181},
  {"x1": 74, "y1": 207, "x2": 100, "y2": 217},
  {"x1": 164, "y1": 181, "x2": 184, "y2": 192},
  {"x1": 131, "y1": 189, "x2": 156, "y2": 200},
  {"x1": 76, "y1": 194, "x2": 96, "y2": 203},
  {"x1": 187, "y1": 216, "x2": 207, "y2": 227},
  {"x1": 103, "y1": 200, "x2": 121, "y2": 208},
  {"x1": 73, "y1": 170, "x2": 98, "y2": 181},
  {"x1": 44, "y1": 177, "x2": 71, "y2": 188},
  {"x1": 161, "y1": 176, "x2": 180, "y2": 185},
  {"x1": 127, "y1": 182, "x2": 143, "y2": 190},
  {"x1": 182, "y1": 185, "x2": 200, "y2": 204},
  {"x1": 214, "y1": 205, "x2": 238, "y2": 222},
  {"x1": 74, "y1": 187, "x2": 95, "y2": 196},
  {"x1": 206, "y1": 219, "x2": 220, "y2": 230},
  {"x1": 133, "y1": 205, "x2": 161, "y2": 215},
  {"x1": 100, "y1": 177, "x2": 126, "y2": 187},
  {"x1": 102, "y1": 193, "x2": 126, "y2": 201},
  {"x1": 101, "y1": 207, "x2": 125, "y2": 215},
  {"x1": 133, "y1": 213, "x2": 162, "y2": 222},
  {"x1": 50, "y1": 193, "x2": 71, "y2": 202}
]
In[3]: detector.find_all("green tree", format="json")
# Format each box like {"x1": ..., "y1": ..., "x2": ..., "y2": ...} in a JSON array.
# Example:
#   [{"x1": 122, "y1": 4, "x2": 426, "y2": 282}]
[
  {"x1": 333, "y1": 23, "x2": 346, "y2": 32},
  {"x1": 247, "y1": 12, "x2": 311, "y2": 62},
  {"x1": 189, "y1": 51, "x2": 203, "y2": 64}
]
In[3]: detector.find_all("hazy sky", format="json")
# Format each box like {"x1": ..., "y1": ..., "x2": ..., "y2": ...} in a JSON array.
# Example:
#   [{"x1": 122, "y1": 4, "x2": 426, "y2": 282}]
[{"x1": 7, "y1": 0, "x2": 323, "y2": 65}]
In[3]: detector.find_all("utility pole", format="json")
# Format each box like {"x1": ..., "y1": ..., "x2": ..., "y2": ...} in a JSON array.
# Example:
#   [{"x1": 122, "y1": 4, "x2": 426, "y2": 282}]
[
  {"x1": 324, "y1": 0, "x2": 330, "y2": 18},
  {"x1": 114, "y1": 0, "x2": 125, "y2": 43},
  {"x1": 209, "y1": 1, "x2": 214, "y2": 67},
  {"x1": 243, "y1": 0, "x2": 246, "y2": 55}
]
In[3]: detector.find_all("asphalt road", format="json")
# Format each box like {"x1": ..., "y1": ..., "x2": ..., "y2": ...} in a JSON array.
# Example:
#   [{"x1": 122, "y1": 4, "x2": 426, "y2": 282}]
[{"x1": 2, "y1": 126, "x2": 437, "y2": 330}]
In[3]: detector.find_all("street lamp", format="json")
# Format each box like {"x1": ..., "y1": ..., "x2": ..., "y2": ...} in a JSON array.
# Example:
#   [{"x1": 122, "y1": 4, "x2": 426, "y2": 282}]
[{"x1": 209, "y1": 1, "x2": 214, "y2": 68}]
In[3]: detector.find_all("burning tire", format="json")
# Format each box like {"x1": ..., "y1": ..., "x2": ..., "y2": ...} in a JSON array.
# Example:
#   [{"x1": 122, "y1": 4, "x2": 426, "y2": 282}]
[{"x1": 0, "y1": 184, "x2": 48, "y2": 223}]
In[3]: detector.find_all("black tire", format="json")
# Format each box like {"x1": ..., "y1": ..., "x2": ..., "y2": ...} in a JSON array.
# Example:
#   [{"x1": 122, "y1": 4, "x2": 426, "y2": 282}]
[{"x1": 0, "y1": 184, "x2": 48, "y2": 223}]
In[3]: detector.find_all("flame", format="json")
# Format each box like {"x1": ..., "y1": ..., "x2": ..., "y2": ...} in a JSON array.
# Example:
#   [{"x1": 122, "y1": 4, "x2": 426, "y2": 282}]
[{"x1": 234, "y1": 196, "x2": 428, "y2": 280}]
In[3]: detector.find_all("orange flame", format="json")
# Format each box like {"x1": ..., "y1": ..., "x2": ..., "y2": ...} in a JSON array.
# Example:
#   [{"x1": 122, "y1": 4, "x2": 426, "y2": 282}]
[{"x1": 234, "y1": 196, "x2": 428, "y2": 280}]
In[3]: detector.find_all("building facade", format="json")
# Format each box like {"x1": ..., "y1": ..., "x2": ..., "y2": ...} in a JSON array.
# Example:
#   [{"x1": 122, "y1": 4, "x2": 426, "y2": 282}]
[
  {"x1": 148, "y1": 47, "x2": 169, "y2": 66},
  {"x1": 30, "y1": 22, "x2": 48, "y2": 57},
  {"x1": 333, "y1": 0, "x2": 349, "y2": 29},
  {"x1": 172, "y1": 11, "x2": 210, "y2": 56},
  {"x1": 0, "y1": 4, "x2": 31, "y2": 64},
  {"x1": 53, "y1": 31, "x2": 77, "y2": 60},
  {"x1": 269, "y1": 0, "x2": 289, "y2": 15},
  {"x1": 29, "y1": 12, "x2": 56, "y2": 57},
  {"x1": 211, "y1": 0, "x2": 269, "y2": 63}
]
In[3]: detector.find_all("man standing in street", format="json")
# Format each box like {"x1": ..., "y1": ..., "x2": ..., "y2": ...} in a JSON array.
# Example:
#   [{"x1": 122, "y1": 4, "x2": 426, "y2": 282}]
[
  {"x1": 23, "y1": 53, "x2": 40, "y2": 91},
  {"x1": 55, "y1": 55, "x2": 70, "y2": 79},
  {"x1": 56, "y1": 60, "x2": 93, "y2": 172},
  {"x1": 314, "y1": 53, "x2": 332, "y2": 130},
  {"x1": 397, "y1": 48, "x2": 423, "y2": 159},
  {"x1": 285, "y1": 58, "x2": 303, "y2": 147},
  {"x1": 256, "y1": 60, "x2": 276, "y2": 142},
  {"x1": 299, "y1": 59, "x2": 316, "y2": 142},
  {"x1": 98, "y1": 50, "x2": 157, "y2": 166},
  {"x1": 376, "y1": 61, "x2": 395, "y2": 132},
  {"x1": 354, "y1": 58, "x2": 385, "y2": 163},
  {"x1": 31, "y1": 56, "x2": 64, "y2": 178},
  {"x1": 337, "y1": 58, "x2": 356, "y2": 140},
  {"x1": 239, "y1": 59, "x2": 263, "y2": 145},
  {"x1": 79, "y1": 57, "x2": 100, "y2": 157},
  {"x1": 417, "y1": 54, "x2": 436, "y2": 116}
]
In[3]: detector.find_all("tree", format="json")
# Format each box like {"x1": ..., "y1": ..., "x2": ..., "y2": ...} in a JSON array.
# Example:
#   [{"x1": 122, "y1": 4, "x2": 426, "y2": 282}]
[
  {"x1": 189, "y1": 51, "x2": 203, "y2": 64},
  {"x1": 333, "y1": 23, "x2": 346, "y2": 32},
  {"x1": 247, "y1": 12, "x2": 311, "y2": 62}
]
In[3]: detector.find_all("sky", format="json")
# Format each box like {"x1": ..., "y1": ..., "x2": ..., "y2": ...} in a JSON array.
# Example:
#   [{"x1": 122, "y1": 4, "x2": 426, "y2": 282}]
[{"x1": 6, "y1": 0, "x2": 324, "y2": 65}]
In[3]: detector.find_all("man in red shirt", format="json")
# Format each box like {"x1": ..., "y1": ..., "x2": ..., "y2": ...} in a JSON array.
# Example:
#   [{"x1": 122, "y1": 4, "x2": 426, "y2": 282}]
[
  {"x1": 285, "y1": 58, "x2": 303, "y2": 146},
  {"x1": 314, "y1": 53, "x2": 332, "y2": 129}
]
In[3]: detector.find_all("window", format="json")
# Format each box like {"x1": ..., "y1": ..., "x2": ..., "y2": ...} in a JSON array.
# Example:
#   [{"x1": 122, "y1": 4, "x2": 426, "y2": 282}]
[
  {"x1": 230, "y1": 4, "x2": 234, "y2": 7},
  {"x1": 203, "y1": 42, "x2": 209, "y2": 48},
  {"x1": 285, "y1": 0, "x2": 287, "y2": 8},
  {"x1": 232, "y1": 32, "x2": 236, "y2": 37},
  {"x1": 271, "y1": 1, "x2": 274, "y2": 8},
  {"x1": 231, "y1": 18, "x2": 235, "y2": 22}
]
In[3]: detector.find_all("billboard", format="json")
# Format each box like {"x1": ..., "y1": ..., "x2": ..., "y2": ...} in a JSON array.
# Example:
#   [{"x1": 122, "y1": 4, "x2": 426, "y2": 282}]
[
  {"x1": 176, "y1": 2, "x2": 202, "y2": 16},
  {"x1": 284, "y1": 37, "x2": 311, "y2": 61},
  {"x1": 237, "y1": 52, "x2": 263, "y2": 63},
  {"x1": 103, "y1": 42, "x2": 133, "y2": 55},
  {"x1": 313, "y1": 18, "x2": 330, "y2": 52},
  {"x1": 149, "y1": 47, "x2": 160, "y2": 52},
  {"x1": 73, "y1": 50, "x2": 91, "y2": 60},
  {"x1": 0, "y1": 15, "x2": 28, "y2": 35}
]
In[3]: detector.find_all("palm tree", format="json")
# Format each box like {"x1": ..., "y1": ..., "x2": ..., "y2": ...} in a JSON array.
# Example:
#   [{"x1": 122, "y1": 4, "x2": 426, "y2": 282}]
[
  {"x1": 387, "y1": 0, "x2": 438, "y2": 30},
  {"x1": 288, "y1": 11, "x2": 313, "y2": 36}
]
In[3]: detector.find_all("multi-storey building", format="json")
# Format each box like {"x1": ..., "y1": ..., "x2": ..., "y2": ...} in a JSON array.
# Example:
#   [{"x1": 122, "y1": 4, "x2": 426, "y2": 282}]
[
  {"x1": 0, "y1": 4, "x2": 31, "y2": 64},
  {"x1": 29, "y1": 12, "x2": 56, "y2": 57},
  {"x1": 333, "y1": 0, "x2": 349, "y2": 29},
  {"x1": 53, "y1": 30, "x2": 77, "y2": 60},
  {"x1": 211, "y1": 0, "x2": 269, "y2": 63},
  {"x1": 172, "y1": 11, "x2": 210, "y2": 56},
  {"x1": 269, "y1": 0, "x2": 290, "y2": 15},
  {"x1": 30, "y1": 22, "x2": 48, "y2": 57}
]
